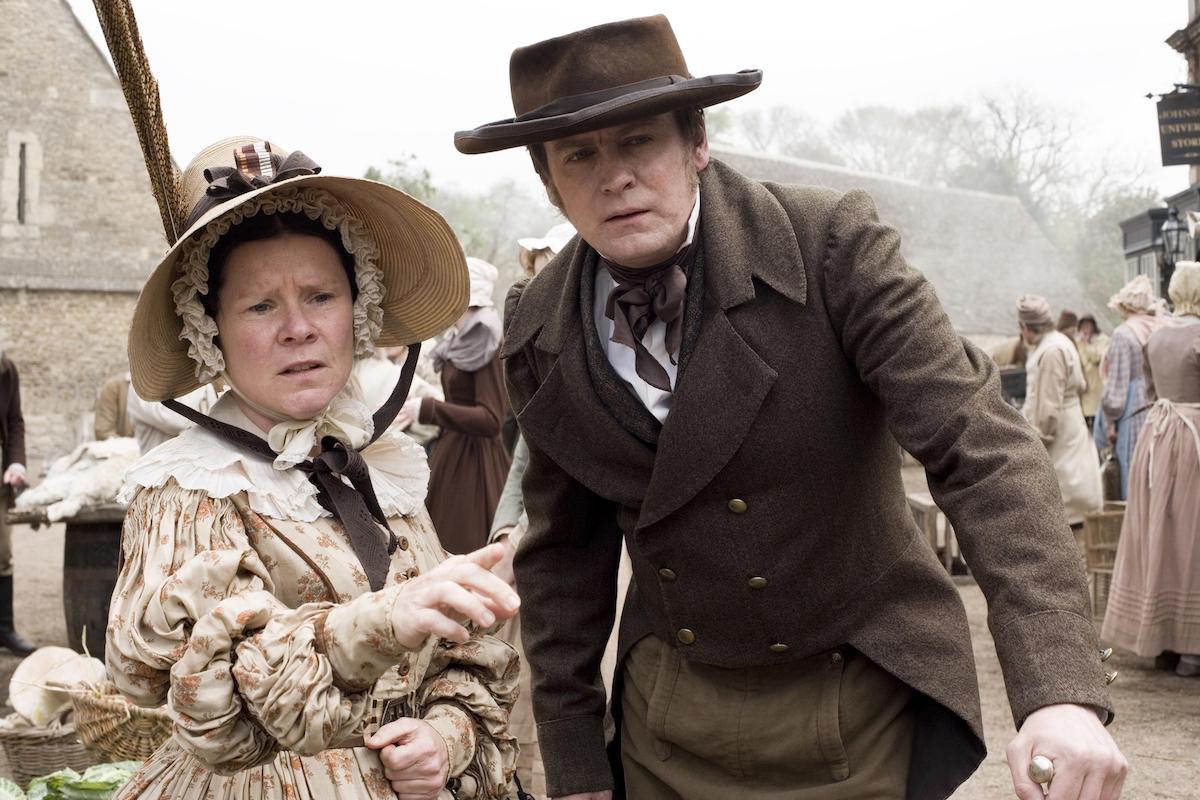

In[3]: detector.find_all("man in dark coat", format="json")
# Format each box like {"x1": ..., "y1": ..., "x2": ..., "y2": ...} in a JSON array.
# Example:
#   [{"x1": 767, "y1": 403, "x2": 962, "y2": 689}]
[
  {"x1": 0, "y1": 349, "x2": 36, "y2": 655},
  {"x1": 456, "y1": 15, "x2": 1126, "y2": 800}
]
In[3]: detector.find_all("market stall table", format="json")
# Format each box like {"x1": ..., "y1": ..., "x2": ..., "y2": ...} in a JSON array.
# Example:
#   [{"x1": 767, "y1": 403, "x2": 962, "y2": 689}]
[{"x1": 8, "y1": 504, "x2": 125, "y2": 660}]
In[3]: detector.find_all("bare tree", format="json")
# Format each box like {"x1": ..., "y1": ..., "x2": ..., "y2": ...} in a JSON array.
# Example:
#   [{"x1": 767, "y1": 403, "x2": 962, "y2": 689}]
[{"x1": 947, "y1": 91, "x2": 1078, "y2": 228}]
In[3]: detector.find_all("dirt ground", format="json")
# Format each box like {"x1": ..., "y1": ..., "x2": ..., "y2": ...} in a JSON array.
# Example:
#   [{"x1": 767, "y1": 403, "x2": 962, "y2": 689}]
[{"x1": 0, "y1": 520, "x2": 1196, "y2": 797}]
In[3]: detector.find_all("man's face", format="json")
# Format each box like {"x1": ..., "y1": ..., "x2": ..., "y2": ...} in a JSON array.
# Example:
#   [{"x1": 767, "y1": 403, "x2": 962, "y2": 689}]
[{"x1": 543, "y1": 113, "x2": 709, "y2": 268}]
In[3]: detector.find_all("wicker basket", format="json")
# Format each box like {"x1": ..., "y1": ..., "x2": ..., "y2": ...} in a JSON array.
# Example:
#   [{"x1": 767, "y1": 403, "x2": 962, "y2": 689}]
[
  {"x1": 1084, "y1": 509, "x2": 1124, "y2": 620},
  {"x1": 0, "y1": 722, "x2": 94, "y2": 788},
  {"x1": 71, "y1": 681, "x2": 172, "y2": 762}
]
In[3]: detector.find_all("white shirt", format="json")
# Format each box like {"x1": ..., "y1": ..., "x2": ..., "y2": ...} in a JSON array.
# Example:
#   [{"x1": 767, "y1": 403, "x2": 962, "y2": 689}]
[{"x1": 593, "y1": 192, "x2": 700, "y2": 423}]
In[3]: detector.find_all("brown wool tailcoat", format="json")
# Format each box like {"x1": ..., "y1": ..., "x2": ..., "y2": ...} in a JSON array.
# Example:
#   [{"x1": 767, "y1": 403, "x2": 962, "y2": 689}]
[{"x1": 503, "y1": 160, "x2": 1113, "y2": 799}]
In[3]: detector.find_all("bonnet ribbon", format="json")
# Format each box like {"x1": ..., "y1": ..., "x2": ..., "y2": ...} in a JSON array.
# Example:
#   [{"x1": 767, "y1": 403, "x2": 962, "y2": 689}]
[
  {"x1": 164, "y1": 346, "x2": 422, "y2": 592},
  {"x1": 182, "y1": 142, "x2": 322, "y2": 230}
]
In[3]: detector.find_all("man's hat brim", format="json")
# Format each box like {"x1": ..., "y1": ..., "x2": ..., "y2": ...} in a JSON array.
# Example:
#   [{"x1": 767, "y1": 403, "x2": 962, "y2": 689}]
[{"x1": 454, "y1": 70, "x2": 762, "y2": 155}]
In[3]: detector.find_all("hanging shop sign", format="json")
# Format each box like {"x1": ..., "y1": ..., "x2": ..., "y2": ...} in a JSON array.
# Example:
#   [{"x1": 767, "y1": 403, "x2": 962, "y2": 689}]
[{"x1": 1158, "y1": 91, "x2": 1200, "y2": 166}]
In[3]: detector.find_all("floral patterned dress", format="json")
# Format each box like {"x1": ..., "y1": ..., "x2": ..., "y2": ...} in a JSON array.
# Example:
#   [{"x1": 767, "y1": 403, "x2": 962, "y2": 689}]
[{"x1": 105, "y1": 391, "x2": 519, "y2": 799}]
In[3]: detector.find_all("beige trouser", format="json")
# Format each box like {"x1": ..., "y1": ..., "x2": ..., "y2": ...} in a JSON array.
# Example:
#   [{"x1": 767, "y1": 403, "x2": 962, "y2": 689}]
[
  {"x1": 620, "y1": 636, "x2": 914, "y2": 799},
  {"x1": 0, "y1": 486, "x2": 12, "y2": 577}
]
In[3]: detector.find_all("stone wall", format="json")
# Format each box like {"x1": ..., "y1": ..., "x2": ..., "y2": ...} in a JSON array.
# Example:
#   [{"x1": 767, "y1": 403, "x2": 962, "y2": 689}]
[
  {"x1": 0, "y1": 287, "x2": 136, "y2": 469},
  {"x1": 0, "y1": 0, "x2": 165, "y2": 292}
]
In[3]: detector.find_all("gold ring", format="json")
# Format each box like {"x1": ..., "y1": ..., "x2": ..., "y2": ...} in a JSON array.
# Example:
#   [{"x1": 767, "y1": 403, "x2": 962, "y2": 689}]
[{"x1": 1028, "y1": 754, "x2": 1054, "y2": 785}]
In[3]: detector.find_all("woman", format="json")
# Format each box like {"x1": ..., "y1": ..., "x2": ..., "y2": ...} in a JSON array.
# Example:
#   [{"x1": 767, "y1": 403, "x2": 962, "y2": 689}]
[
  {"x1": 1018, "y1": 295, "x2": 1102, "y2": 526},
  {"x1": 108, "y1": 138, "x2": 520, "y2": 799},
  {"x1": 1095, "y1": 275, "x2": 1164, "y2": 499},
  {"x1": 399, "y1": 259, "x2": 510, "y2": 555},
  {"x1": 1076, "y1": 314, "x2": 1108, "y2": 430},
  {"x1": 1102, "y1": 262, "x2": 1200, "y2": 676}
]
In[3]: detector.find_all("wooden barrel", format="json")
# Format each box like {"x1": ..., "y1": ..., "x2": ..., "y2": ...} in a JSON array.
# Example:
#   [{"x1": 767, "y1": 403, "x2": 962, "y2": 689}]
[{"x1": 62, "y1": 506, "x2": 125, "y2": 660}]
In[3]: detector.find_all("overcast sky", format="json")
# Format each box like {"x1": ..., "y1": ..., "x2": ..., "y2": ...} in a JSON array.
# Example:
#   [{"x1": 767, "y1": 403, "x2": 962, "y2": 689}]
[{"x1": 66, "y1": 0, "x2": 1191, "y2": 200}]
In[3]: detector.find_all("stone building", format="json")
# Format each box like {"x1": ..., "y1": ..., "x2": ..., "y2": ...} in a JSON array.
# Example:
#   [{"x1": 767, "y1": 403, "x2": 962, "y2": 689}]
[
  {"x1": 715, "y1": 147, "x2": 1091, "y2": 342},
  {"x1": 1, "y1": 0, "x2": 165, "y2": 465}
]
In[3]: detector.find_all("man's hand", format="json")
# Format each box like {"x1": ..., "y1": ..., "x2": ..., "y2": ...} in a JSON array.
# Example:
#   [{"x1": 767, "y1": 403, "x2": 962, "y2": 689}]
[
  {"x1": 2, "y1": 464, "x2": 26, "y2": 490},
  {"x1": 389, "y1": 543, "x2": 520, "y2": 649},
  {"x1": 554, "y1": 794, "x2": 613, "y2": 800},
  {"x1": 491, "y1": 527, "x2": 517, "y2": 587},
  {"x1": 367, "y1": 717, "x2": 449, "y2": 799},
  {"x1": 1006, "y1": 703, "x2": 1127, "y2": 800}
]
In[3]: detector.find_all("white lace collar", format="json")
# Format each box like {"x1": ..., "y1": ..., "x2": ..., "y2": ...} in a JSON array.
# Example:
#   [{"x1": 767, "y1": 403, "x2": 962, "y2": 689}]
[{"x1": 120, "y1": 361, "x2": 429, "y2": 522}]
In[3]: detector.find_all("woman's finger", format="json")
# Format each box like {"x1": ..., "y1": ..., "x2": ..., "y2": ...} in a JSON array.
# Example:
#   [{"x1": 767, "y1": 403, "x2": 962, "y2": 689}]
[
  {"x1": 437, "y1": 561, "x2": 520, "y2": 614},
  {"x1": 408, "y1": 606, "x2": 470, "y2": 643},
  {"x1": 426, "y1": 581, "x2": 498, "y2": 628}
]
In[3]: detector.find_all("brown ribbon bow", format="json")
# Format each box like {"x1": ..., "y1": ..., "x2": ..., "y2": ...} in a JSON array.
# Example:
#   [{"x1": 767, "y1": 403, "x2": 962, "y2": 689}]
[
  {"x1": 183, "y1": 147, "x2": 322, "y2": 230},
  {"x1": 164, "y1": 346, "x2": 422, "y2": 592},
  {"x1": 602, "y1": 246, "x2": 693, "y2": 392}
]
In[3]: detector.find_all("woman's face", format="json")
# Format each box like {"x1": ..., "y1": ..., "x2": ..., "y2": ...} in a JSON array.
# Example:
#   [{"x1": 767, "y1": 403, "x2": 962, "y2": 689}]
[{"x1": 214, "y1": 232, "x2": 355, "y2": 427}]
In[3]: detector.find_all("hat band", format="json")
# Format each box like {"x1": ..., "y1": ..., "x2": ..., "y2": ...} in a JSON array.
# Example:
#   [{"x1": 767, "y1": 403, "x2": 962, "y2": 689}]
[{"x1": 516, "y1": 74, "x2": 688, "y2": 123}]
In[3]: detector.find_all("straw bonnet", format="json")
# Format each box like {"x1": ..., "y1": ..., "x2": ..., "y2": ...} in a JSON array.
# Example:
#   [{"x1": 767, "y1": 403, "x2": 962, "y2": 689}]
[
  {"x1": 454, "y1": 14, "x2": 761, "y2": 154},
  {"x1": 129, "y1": 137, "x2": 468, "y2": 402}
]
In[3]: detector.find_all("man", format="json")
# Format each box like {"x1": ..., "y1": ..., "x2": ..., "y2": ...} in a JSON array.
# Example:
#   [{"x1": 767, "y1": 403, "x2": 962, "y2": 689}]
[
  {"x1": 94, "y1": 371, "x2": 135, "y2": 440},
  {"x1": 0, "y1": 348, "x2": 36, "y2": 655},
  {"x1": 456, "y1": 16, "x2": 1125, "y2": 800},
  {"x1": 1018, "y1": 296, "x2": 1103, "y2": 528}
]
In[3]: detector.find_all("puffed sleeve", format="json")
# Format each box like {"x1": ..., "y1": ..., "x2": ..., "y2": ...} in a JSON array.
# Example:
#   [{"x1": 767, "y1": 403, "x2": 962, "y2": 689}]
[
  {"x1": 106, "y1": 482, "x2": 416, "y2": 774},
  {"x1": 413, "y1": 637, "x2": 520, "y2": 798}
]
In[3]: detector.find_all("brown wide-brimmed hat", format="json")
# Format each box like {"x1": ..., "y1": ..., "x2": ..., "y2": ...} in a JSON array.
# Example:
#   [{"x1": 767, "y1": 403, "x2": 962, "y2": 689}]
[
  {"x1": 454, "y1": 14, "x2": 761, "y2": 154},
  {"x1": 129, "y1": 136, "x2": 468, "y2": 401}
]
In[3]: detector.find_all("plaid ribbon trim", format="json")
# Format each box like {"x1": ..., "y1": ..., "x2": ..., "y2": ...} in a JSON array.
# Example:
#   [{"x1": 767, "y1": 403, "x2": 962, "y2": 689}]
[{"x1": 234, "y1": 141, "x2": 275, "y2": 180}]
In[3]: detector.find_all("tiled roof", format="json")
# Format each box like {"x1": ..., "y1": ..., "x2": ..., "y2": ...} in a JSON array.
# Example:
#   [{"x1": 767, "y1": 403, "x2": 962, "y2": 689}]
[{"x1": 715, "y1": 147, "x2": 1088, "y2": 335}]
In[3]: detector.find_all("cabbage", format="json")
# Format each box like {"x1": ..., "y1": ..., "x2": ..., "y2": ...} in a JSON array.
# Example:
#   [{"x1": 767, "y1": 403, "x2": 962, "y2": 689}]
[
  {"x1": 24, "y1": 762, "x2": 139, "y2": 800},
  {"x1": 0, "y1": 777, "x2": 24, "y2": 799}
]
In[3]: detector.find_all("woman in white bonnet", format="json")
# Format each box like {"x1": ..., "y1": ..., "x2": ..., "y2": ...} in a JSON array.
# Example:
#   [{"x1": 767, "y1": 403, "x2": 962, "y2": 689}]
[
  {"x1": 397, "y1": 258, "x2": 511, "y2": 555},
  {"x1": 108, "y1": 138, "x2": 521, "y2": 800}
]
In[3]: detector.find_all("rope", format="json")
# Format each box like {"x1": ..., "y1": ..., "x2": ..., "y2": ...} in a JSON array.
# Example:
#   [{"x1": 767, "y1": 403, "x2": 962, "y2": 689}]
[{"x1": 90, "y1": 0, "x2": 185, "y2": 244}]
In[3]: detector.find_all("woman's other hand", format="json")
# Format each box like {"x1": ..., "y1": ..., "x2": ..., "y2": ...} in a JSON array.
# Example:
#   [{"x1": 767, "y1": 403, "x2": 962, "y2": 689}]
[
  {"x1": 366, "y1": 717, "x2": 449, "y2": 799},
  {"x1": 395, "y1": 397, "x2": 423, "y2": 430},
  {"x1": 390, "y1": 543, "x2": 520, "y2": 649}
]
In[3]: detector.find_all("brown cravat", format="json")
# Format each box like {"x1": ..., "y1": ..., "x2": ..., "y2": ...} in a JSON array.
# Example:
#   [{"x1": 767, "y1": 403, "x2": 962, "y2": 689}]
[{"x1": 602, "y1": 243, "x2": 695, "y2": 392}]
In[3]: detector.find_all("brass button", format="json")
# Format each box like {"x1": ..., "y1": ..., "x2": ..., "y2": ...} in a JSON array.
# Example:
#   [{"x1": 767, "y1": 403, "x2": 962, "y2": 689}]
[
  {"x1": 659, "y1": 567, "x2": 677, "y2": 581},
  {"x1": 831, "y1": 651, "x2": 844, "y2": 664},
  {"x1": 769, "y1": 642, "x2": 789, "y2": 653},
  {"x1": 748, "y1": 576, "x2": 768, "y2": 590},
  {"x1": 398, "y1": 536, "x2": 409, "y2": 551},
  {"x1": 727, "y1": 498, "x2": 748, "y2": 514},
  {"x1": 677, "y1": 628, "x2": 696, "y2": 645}
]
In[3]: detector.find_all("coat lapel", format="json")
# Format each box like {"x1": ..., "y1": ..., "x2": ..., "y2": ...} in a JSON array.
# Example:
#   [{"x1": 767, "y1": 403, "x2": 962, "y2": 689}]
[
  {"x1": 637, "y1": 160, "x2": 808, "y2": 530},
  {"x1": 507, "y1": 240, "x2": 657, "y2": 509}
]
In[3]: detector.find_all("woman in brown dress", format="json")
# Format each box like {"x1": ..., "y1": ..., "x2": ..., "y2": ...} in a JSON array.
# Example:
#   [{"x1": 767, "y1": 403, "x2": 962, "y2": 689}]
[
  {"x1": 401, "y1": 258, "x2": 511, "y2": 554},
  {"x1": 1102, "y1": 262, "x2": 1200, "y2": 676}
]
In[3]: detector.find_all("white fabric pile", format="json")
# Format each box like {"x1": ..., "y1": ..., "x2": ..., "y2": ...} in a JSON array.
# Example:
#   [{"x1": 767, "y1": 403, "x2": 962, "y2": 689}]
[{"x1": 14, "y1": 437, "x2": 139, "y2": 521}]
